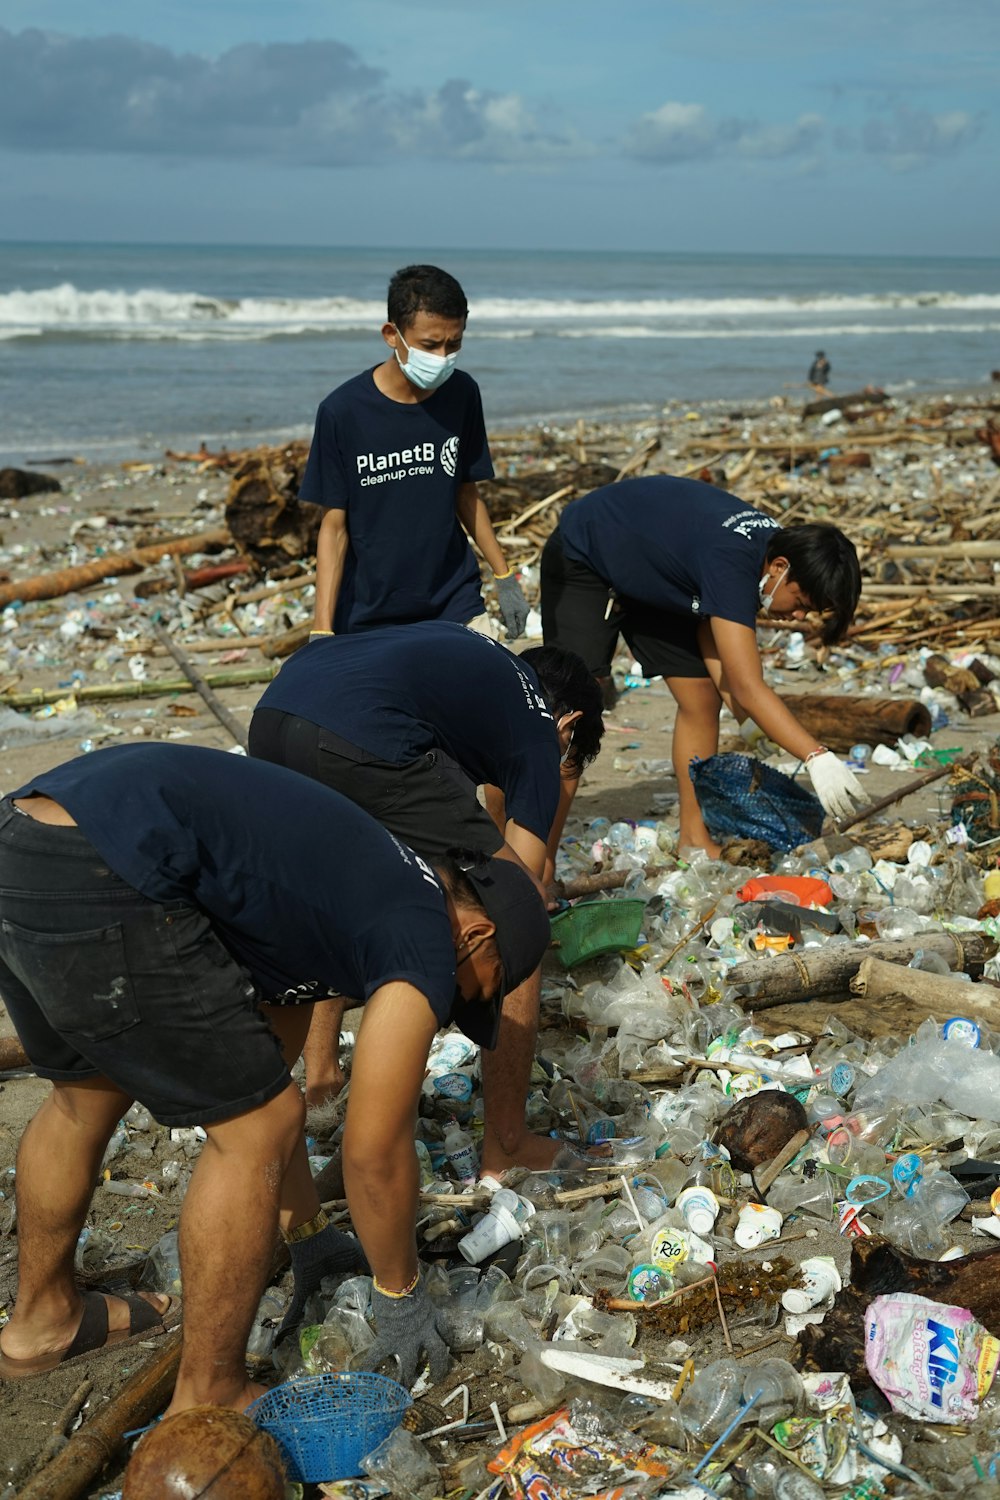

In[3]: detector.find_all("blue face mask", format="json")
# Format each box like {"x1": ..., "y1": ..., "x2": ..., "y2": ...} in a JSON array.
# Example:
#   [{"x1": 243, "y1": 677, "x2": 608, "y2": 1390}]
[{"x1": 393, "y1": 326, "x2": 459, "y2": 391}]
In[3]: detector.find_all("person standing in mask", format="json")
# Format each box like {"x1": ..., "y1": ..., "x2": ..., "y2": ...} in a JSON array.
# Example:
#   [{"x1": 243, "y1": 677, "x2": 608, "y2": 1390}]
[
  {"x1": 540, "y1": 475, "x2": 867, "y2": 855},
  {"x1": 305, "y1": 264, "x2": 528, "y2": 642}
]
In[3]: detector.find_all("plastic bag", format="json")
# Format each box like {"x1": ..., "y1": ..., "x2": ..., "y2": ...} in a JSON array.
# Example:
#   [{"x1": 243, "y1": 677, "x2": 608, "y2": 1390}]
[{"x1": 864, "y1": 1292, "x2": 1000, "y2": 1422}]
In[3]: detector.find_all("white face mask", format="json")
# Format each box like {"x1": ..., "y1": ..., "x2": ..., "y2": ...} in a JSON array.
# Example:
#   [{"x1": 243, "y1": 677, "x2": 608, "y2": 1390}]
[
  {"x1": 393, "y1": 326, "x2": 459, "y2": 391},
  {"x1": 758, "y1": 564, "x2": 789, "y2": 616}
]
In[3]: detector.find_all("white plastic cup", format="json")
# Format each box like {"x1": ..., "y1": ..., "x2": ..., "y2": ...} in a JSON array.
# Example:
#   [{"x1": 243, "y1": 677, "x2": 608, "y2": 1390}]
[
  {"x1": 458, "y1": 1198, "x2": 524, "y2": 1264},
  {"x1": 676, "y1": 1186, "x2": 720, "y2": 1237},
  {"x1": 734, "y1": 1202, "x2": 783, "y2": 1249},
  {"x1": 781, "y1": 1255, "x2": 842, "y2": 1312}
]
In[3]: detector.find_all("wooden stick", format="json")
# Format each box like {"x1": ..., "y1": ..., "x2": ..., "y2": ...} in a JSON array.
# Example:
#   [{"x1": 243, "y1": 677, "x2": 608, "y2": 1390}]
[
  {"x1": 150, "y1": 621, "x2": 248, "y2": 749},
  {"x1": 0, "y1": 528, "x2": 231, "y2": 608},
  {"x1": 496, "y1": 486, "x2": 574, "y2": 535},
  {"x1": 834, "y1": 756, "x2": 960, "y2": 833},
  {"x1": 33, "y1": 1381, "x2": 93, "y2": 1472},
  {"x1": 754, "y1": 1128, "x2": 811, "y2": 1196},
  {"x1": 655, "y1": 902, "x2": 718, "y2": 971},
  {"x1": 712, "y1": 1273, "x2": 734, "y2": 1353},
  {"x1": 17, "y1": 1331, "x2": 181, "y2": 1500}
]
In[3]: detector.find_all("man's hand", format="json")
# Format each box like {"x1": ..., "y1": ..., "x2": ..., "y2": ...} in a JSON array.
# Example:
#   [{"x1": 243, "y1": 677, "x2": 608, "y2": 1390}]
[
  {"x1": 493, "y1": 571, "x2": 529, "y2": 639},
  {"x1": 360, "y1": 1273, "x2": 450, "y2": 1387}
]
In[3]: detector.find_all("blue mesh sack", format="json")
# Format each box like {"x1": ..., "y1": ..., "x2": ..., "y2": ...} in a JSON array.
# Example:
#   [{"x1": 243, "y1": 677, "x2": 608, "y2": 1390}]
[{"x1": 689, "y1": 752, "x2": 824, "y2": 851}]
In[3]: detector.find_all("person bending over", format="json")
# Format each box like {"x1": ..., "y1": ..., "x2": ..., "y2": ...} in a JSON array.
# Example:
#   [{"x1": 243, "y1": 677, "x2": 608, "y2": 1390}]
[
  {"x1": 540, "y1": 474, "x2": 867, "y2": 857},
  {"x1": 249, "y1": 621, "x2": 604, "y2": 1171},
  {"x1": 0, "y1": 744, "x2": 547, "y2": 1400},
  {"x1": 306, "y1": 263, "x2": 527, "y2": 643}
]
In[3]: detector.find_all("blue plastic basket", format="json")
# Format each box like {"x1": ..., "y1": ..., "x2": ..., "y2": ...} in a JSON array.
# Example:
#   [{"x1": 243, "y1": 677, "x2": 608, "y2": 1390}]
[{"x1": 247, "y1": 1371, "x2": 411, "y2": 1483}]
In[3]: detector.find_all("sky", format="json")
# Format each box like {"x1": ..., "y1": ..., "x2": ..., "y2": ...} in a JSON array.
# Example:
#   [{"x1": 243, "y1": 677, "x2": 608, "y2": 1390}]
[{"x1": 0, "y1": 1, "x2": 997, "y2": 255}]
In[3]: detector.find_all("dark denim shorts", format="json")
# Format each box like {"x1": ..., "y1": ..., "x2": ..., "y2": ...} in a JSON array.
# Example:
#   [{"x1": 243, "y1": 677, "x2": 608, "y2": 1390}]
[
  {"x1": 0, "y1": 800, "x2": 290, "y2": 1126},
  {"x1": 248, "y1": 708, "x2": 504, "y2": 863}
]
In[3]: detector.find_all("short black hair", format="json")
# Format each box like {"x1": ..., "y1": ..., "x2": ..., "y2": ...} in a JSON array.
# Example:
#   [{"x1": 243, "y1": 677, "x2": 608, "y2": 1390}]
[
  {"x1": 519, "y1": 645, "x2": 604, "y2": 775},
  {"x1": 387, "y1": 265, "x2": 468, "y2": 331},
  {"x1": 765, "y1": 522, "x2": 861, "y2": 645}
]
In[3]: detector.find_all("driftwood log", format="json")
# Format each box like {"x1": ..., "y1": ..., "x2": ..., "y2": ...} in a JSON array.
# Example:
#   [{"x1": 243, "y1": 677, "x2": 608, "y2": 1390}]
[
  {"x1": 801, "y1": 389, "x2": 889, "y2": 419},
  {"x1": 0, "y1": 665, "x2": 277, "y2": 711},
  {"x1": 796, "y1": 1236, "x2": 1000, "y2": 1386},
  {"x1": 850, "y1": 956, "x2": 1000, "y2": 1024},
  {"x1": 777, "y1": 694, "x2": 932, "y2": 752},
  {"x1": 0, "y1": 529, "x2": 232, "y2": 609},
  {"x1": 0, "y1": 468, "x2": 62, "y2": 499},
  {"x1": 224, "y1": 442, "x2": 321, "y2": 567},
  {"x1": 729, "y1": 931, "x2": 996, "y2": 1010},
  {"x1": 0, "y1": 1036, "x2": 31, "y2": 1071}
]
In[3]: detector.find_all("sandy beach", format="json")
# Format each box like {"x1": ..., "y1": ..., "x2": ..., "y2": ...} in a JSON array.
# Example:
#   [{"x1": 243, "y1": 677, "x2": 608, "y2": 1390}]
[{"x1": 3, "y1": 382, "x2": 1000, "y2": 1494}]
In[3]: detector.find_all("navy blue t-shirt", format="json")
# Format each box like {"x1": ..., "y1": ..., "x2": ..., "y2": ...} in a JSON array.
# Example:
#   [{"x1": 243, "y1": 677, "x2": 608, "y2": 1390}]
[
  {"x1": 301, "y1": 367, "x2": 495, "y2": 632},
  {"x1": 559, "y1": 476, "x2": 780, "y2": 627},
  {"x1": 257, "y1": 622, "x2": 560, "y2": 841},
  {"x1": 15, "y1": 744, "x2": 457, "y2": 1023}
]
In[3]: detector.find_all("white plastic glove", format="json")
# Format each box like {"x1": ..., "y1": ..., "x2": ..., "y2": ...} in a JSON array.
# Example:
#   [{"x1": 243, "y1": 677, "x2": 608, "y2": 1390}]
[{"x1": 806, "y1": 750, "x2": 868, "y2": 821}]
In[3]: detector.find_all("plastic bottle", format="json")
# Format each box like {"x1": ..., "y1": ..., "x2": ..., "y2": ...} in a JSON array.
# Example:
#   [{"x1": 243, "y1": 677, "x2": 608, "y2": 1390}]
[
  {"x1": 443, "y1": 1119, "x2": 478, "y2": 1187},
  {"x1": 675, "y1": 1186, "x2": 720, "y2": 1236}
]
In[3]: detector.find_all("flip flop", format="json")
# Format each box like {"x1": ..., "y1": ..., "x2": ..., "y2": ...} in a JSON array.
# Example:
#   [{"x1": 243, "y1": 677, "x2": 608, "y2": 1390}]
[{"x1": 0, "y1": 1290, "x2": 181, "y2": 1380}]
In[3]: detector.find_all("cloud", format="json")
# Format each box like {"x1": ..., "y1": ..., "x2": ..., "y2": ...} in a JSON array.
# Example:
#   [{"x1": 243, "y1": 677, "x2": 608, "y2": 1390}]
[
  {"x1": 0, "y1": 27, "x2": 586, "y2": 166},
  {"x1": 623, "y1": 100, "x2": 825, "y2": 163},
  {"x1": 858, "y1": 105, "x2": 985, "y2": 171}
]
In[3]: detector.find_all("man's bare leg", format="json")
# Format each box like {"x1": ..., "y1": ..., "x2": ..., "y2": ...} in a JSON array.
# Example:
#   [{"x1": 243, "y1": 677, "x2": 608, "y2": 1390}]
[
  {"x1": 666, "y1": 674, "x2": 724, "y2": 857},
  {"x1": 0, "y1": 1078, "x2": 173, "y2": 1363},
  {"x1": 167, "y1": 1080, "x2": 305, "y2": 1414},
  {"x1": 301, "y1": 997, "x2": 349, "y2": 1108},
  {"x1": 480, "y1": 968, "x2": 556, "y2": 1175}
]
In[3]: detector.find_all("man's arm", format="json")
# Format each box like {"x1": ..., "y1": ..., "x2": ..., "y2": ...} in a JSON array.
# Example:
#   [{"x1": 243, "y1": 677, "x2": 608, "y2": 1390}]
[
  {"x1": 455, "y1": 481, "x2": 508, "y2": 575},
  {"x1": 341, "y1": 981, "x2": 437, "y2": 1290},
  {"x1": 707, "y1": 617, "x2": 821, "y2": 759},
  {"x1": 312, "y1": 508, "x2": 350, "y2": 633}
]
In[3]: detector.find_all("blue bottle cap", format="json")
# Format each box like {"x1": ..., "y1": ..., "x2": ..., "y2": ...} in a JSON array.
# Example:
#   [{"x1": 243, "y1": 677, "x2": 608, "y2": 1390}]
[
  {"x1": 943, "y1": 1017, "x2": 981, "y2": 1048},
  {"x1": 892, "y1": 1153, "x2": 922, "y2": 1190}
]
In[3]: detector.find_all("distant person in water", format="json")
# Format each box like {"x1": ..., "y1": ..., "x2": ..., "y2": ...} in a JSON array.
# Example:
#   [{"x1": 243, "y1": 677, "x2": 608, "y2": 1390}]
[{"x1": 808, "y1": 351, "x2": 831, "y2": 390}]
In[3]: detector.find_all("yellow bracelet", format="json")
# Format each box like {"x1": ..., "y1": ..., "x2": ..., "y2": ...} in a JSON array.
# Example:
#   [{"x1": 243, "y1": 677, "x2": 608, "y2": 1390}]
[
  {"x1": 309, "y1": 629, "x2": 335, "y2": 639},
  {"x1": 282, "y1": 1207, "x2": 330, "y2": 1245},
  {"x1": 493, "y1": 568, "x2": 514, "y2": 581},
  {"x1": 372, "y1": 1270, "x2": 420, "y2": 1299}
]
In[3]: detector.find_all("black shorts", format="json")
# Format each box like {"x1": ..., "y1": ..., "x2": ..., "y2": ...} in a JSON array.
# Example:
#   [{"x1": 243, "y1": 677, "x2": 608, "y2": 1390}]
[
  {"x1": 540, "y1": 528, "x2": 709, "y2": 680},
  {"x1": 0, "y1": 801, "x2": 289, "y2": 1126},
  {"x1": 248, "y1": 709, "x2": 505, "y2": 864}
]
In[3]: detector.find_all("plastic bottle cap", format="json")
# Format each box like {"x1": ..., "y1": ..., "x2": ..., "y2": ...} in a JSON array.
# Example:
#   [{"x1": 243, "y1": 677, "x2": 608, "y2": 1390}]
[
  {"x1": 943, "y1": 1017, "x2": 981, "y2": 1048},
  {"x1": 781, "y1": 1287, "x2": 815, "y2": 1314}
]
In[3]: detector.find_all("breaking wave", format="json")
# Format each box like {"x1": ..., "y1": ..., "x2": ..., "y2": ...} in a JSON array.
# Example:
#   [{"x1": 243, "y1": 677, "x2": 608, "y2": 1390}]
[{"x1": 1, "y1": 282, "x2": 999, "y2": 343}]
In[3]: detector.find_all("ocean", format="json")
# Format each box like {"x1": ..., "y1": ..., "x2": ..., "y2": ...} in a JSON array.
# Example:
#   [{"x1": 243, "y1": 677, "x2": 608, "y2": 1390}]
[{"x1": 0, "y1": 242, "x2": 998, "y2": 465}]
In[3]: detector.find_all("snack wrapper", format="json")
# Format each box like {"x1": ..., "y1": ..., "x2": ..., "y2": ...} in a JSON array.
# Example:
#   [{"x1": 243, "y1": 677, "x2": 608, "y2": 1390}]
[{"x1": 864, "y1": 1293, "x2": 1000, "y2": 1423}]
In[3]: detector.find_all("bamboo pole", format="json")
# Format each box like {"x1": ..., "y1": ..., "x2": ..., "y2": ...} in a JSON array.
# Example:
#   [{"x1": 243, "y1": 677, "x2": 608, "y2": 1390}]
[
  {"x1": 150, "y1": 622, "x2": 248, "y2": 749},
  {"x1": 0, "y1": 529, "x2": 232, "y2": 608},
  {"x1": 16, "y1": 1332, "x2": 181, "y2": 1500},
  {"x1": 0, "y1": 665, "x2": 276, "y2": 711}
]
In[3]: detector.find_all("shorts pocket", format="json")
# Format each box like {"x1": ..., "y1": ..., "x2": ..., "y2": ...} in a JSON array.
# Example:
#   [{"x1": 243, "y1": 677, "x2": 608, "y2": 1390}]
[{"x1": 0, "y1": 917, "x2": 140, "y2": 1041}]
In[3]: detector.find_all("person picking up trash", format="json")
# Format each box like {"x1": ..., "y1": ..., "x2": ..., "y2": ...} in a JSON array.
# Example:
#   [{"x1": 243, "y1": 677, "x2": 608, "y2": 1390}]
[
  {"x1": 540, "y1": 473, "x2": 867, "y2": 856},
  {"x1": 0, "y1": 744, "x2": 549, "y2": 1402},
  {"x1": 305, "y1": 263, "x2": 528, "y2": 643},
  {"x1": 249, "y1": 620, "x2": 604, "y2": 1171}
]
